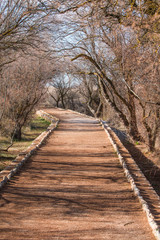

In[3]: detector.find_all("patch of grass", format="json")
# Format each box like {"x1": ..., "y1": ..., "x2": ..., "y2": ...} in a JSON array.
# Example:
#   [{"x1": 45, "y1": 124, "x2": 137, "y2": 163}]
[
  {"x1": 0, "y1": 114, "x2": 51, "y2": 171},
  {"x1": 0, "y1": 153, "x2": 16, "y2": 171},
  {"x1": 30, "y1": 117, "x2": 50, "y2": 130}
]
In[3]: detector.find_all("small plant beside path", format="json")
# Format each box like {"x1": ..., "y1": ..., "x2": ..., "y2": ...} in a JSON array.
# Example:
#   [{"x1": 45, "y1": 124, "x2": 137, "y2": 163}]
[{"x1": 0, "y1": 115, "x2": 50, "y2": 171}]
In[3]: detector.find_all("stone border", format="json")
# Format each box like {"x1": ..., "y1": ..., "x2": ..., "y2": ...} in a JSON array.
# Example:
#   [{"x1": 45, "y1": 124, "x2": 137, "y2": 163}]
[
  {"x1": 0, "y1": 110, "x2": 59, "y2": 190},
  {"x1": 100, "y1": 121, "x2": 160, "y2": 240}
]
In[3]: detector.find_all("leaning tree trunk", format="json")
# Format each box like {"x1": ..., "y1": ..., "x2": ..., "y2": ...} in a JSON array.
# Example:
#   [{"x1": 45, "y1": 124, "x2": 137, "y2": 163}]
[
  {"x1": 128, "y1": 93, "x2": 143, "y2": 142},
  {"x1": 95, "y1": 101, "x2": 103, "y2": 118},
  {"x1": 99, "y1": 78, "x2": 129, "y2": 127},
  {"x1": 86, "y1": 99, "x2": 96, "y2": 117}
]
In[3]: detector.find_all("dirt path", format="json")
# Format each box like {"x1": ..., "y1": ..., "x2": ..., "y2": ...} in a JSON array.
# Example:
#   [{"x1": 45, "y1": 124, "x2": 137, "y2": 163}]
[{"x1": 0, "y1": 108, "x2": 155, "y2": 240}]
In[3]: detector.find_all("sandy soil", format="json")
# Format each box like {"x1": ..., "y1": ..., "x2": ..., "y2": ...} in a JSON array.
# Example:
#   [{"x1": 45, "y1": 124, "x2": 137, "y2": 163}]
[{"x1": 0, "y1": 108, "x2": 155, "y2": 240}]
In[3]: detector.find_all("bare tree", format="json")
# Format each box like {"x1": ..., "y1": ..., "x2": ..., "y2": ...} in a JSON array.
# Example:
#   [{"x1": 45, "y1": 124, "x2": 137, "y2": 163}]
[
  {"x1": 0, "y1": 55, "x2": 52, "y2": 145},
  {"x1": 65, "y1": 1, "x2": 160, "y2": 151},
  {"x1": 48, "y1": 73, "x2": 72, "y2": 108},
  {"x1": 77, "y1": 72, "x2": 102, "y2": 117}
]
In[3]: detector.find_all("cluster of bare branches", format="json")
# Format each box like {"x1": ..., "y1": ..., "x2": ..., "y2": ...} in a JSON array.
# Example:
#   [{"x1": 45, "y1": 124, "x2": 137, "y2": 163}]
[
  {"x1": 0, "y1": 55, "x2": 52, "y2": 145},
  {"x1": 48, "y1": 0, "x2": 160, "y2": 152},
  {"x1": 0, "y1": 0, "x2": 159, "y2": 152},
  {"x1": 0, "y1": 0, "x2": 59, "y2": 148}
]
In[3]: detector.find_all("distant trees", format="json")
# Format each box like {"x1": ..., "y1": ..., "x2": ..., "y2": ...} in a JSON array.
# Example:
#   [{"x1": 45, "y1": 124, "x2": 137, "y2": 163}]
[
  {"x1": 48, "y1": 71, "x2": 81, "y2": 110},
  {"x1": 48, "y1": 74, "x2": 72, "y2": 108},
  {"x1": 78, "y1": 73, "x2": 102, "y2": 118}
]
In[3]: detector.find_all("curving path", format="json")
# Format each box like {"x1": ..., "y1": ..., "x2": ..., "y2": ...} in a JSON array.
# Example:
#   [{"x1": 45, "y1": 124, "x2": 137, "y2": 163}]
[{"x1": 0, "y1": 108, "x2": 155, "y2": 239}]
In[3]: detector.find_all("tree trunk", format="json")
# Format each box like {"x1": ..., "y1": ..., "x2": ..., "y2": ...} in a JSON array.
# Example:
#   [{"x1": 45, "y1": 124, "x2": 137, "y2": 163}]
[
  {"x1": 87, "y1": 99, "x2": 96, "y2": 117},
  {"x1": 129, "y1": 116, "x2": 141, "y2": 141},
  {"x1": 61, "y1": 97, "x2": 65, "y2": 109},
  {"x1": 99, "y1": 78, "x2": 129, "y2": 127},
  {"x1": 128, "y1": 93, "x2": 143, "y2": 141},
  {"x1": 13, "y1": 124, "x2": 22, "y2": 141},
  {"x1": 148, "y1": 137, "x2": 156, "y2": 152},
  {"x1": 142, "y1": 110, "x2": 159, "y2": 152},
  {"x1": 95, "y1": 102, "x2": 103, "y2": 118}
]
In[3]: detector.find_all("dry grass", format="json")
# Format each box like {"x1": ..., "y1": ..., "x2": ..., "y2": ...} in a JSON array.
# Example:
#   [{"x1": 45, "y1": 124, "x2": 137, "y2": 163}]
[{"x1": 0, "y1": 115, "x2": 50, "y2": 171}]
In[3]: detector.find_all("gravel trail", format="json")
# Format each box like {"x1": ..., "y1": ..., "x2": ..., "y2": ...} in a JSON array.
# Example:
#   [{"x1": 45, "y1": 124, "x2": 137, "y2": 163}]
[{"x1": 0, "y1": 108, "x2": 155, "y2": 240}]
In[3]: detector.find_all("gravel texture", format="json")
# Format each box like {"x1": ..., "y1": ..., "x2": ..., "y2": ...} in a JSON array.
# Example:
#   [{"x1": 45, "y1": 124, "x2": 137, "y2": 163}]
[{"x1": 0, "y1": 108, "x2": 155, "y2": 240}]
